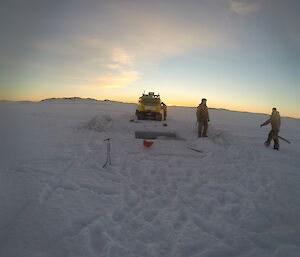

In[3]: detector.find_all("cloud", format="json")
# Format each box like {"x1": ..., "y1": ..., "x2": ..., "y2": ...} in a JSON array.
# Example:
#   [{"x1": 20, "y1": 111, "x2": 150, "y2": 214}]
[
  {"x1": 87, "y1": 70, "x2": 139, "y2": 88},
  {"x1": 106, "y1": 63, "x2": 121, "y2": 70},
  {"x1": 33, "y1": 37, "x2": 140, "y2": 88},
  {"x1": 98, "y1": 47, "x2": 139, "y2": 88},
  {"x1": 29, "y1": 2, "x2": 234, "y2": 89},
  {"x1": 229, "y1": 0, "x2": 263, "y2": 15},
  {"x1": 111, "y1": 47, "x2": 133, "y2": 65},
  {"x1": 100, "y1": 2, "x2": 230, "y2": 63}
]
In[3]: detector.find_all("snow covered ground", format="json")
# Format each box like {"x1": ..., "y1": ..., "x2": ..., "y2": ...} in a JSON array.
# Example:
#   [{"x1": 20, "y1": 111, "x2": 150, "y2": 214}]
[{"x1": 1, "y1": 99, "x2": 300, "y2": 257}]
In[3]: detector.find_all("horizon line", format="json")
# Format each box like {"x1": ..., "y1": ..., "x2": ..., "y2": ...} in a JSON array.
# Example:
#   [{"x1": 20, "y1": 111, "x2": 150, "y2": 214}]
[{"x1": 1, "y1": 97, "x2": 299, "y2": 120}]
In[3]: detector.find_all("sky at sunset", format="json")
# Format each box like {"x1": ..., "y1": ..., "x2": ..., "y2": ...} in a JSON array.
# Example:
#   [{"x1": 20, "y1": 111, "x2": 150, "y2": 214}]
[{"x1": 1, "y1": 0, "x2": 300, "y2": 117}]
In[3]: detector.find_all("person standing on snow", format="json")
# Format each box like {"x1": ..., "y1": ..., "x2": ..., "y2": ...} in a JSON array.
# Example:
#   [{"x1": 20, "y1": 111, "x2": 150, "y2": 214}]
[
  {"x1": 260, "y1": 107, "x2": 281, "y2": 150},
  {"x1": 196, "y1": 98, "x2": 209, "y2": 137},
  {"x1": 161, "y1": 102, "x2": 167, "y2": 121}
]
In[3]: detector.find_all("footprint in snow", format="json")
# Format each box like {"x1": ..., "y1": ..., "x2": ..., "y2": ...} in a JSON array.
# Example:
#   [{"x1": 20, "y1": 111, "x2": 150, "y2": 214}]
[{"x1": 143, "y1": 208, "x2": 158, "y2": 223}]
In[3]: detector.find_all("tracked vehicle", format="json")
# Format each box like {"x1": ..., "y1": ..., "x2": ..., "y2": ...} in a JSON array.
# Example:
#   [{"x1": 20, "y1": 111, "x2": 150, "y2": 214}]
[{"x1": 135, "y1": 92, "x2": 162, "y2": 121}]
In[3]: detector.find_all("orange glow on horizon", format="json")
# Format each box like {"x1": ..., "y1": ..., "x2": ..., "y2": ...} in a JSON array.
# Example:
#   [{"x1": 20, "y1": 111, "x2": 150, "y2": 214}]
[{"x1": 1, "y1": 94, "x2": 299, "y2": 119}]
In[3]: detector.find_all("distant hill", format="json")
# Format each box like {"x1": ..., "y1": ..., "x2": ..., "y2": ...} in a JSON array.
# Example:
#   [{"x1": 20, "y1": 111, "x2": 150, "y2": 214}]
[
  {"x1": 0, "y1": 100, "x2": 34, "y2": 104},
  {"x1": 39, "y1": 97, "x2": 130, "y2": 104},
  {"x1": 40, "y1": 97, "x2": 100, "y2": 103}
]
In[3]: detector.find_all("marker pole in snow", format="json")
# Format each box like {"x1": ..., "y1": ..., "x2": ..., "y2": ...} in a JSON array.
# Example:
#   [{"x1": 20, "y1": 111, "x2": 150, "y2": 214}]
[{"x1": 103, "y1": 138, "x2": 112, "y2": 168}]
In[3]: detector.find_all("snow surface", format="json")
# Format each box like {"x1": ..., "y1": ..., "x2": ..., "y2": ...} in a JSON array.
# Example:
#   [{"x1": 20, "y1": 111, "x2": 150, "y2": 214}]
[{"x1": 0, "y1": 100, "x2": 300, "y2": 257}]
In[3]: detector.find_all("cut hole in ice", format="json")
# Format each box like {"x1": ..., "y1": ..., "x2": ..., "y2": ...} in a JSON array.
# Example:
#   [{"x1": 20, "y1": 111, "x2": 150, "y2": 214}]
[{"x1": 135, "y1": 131, "x2": 180, "y2": 140}]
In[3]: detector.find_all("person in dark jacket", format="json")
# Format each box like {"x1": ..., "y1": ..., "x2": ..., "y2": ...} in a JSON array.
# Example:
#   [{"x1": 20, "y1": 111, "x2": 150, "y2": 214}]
[
  {"x1": 196, "y1": 98, "x2": 209, "y2": 137},
  {"x1": 260, "y1": 107, "x2": 281, "y2": 150},
  {"x1": 161, "y1": 102, "x2": 167, "y2": 121}
]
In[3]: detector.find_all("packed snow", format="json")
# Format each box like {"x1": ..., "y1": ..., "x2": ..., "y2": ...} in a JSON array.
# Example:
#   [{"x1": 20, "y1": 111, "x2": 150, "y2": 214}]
[{"x1": 0, "y1": 99, "x2": 300, "y2": 257}]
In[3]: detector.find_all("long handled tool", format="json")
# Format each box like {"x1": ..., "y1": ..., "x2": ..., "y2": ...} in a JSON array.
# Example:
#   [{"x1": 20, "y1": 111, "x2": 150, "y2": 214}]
[{"x1": 278, "y1": 136, "x2": 291, "y2": 144}]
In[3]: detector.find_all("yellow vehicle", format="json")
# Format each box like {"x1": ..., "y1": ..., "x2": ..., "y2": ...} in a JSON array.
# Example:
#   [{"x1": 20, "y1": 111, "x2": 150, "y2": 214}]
[{"x1": 135, "y1": 92, "x2": 162, "y2": 121}]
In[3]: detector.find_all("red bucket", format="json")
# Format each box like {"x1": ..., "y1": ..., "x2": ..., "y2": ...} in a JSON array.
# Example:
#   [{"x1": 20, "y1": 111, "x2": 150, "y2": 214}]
[{"x1": 143, "y1": 140, "x2": 154, "y2": 148}]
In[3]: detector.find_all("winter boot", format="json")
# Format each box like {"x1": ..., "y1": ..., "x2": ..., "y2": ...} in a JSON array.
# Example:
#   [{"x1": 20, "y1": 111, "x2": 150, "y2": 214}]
[{"x1": 273, "y1": 144, "x2": 279, "y2": 151}]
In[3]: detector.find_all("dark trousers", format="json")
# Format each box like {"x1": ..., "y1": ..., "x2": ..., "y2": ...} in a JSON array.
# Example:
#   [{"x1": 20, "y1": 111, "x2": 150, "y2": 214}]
[
  {"x1": 163, "y1": 111, "x2": 167, "y2": 120},
  {"x1": 265, "y1": 128, "x2": 279, "y2": 148},
  {"x1": 198, "y1": 120, "x2": 208, "y2": 137}
]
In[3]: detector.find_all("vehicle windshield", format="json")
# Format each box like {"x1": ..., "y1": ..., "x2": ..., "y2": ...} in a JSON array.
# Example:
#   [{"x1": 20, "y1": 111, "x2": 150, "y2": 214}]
[{"x1": 140, "y1": 96, "x2": 161, "y2": 104}]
